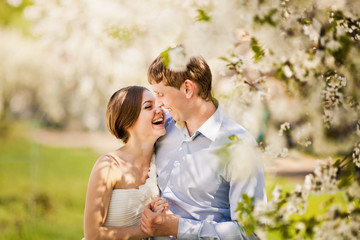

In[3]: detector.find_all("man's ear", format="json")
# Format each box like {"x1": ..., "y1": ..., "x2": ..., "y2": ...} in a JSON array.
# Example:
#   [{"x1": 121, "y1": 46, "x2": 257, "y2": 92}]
[{"x1": 183, "y1": 79, "x2": 195, "y2": 99}]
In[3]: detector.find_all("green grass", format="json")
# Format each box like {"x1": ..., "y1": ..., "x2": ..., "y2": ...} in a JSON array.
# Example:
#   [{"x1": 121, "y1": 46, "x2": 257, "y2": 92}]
[{"x1": 0, "y1": 126, "x2": 98, "y2": 240}]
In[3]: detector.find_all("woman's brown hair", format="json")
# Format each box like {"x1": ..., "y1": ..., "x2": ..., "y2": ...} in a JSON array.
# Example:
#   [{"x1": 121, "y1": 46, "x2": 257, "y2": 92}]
[{"x1": 106, "y1": 86, "x2": 147, "y2": 143}]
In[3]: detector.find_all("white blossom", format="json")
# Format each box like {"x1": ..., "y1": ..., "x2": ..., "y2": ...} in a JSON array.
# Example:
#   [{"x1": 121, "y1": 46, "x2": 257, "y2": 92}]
[
  {"x1": 263, "y1": 144, "x2": 289, "y2": 160},
  {"x1": 327, "y1": 40, "x2": 341, "y2": 51},
  {"x1": 6, "y1": 0, "x2": 22, "y2": 7},
  {"x1": 271, "y1": 185, "x2": 282, "y2": 203},
  {"x1": 306, "y1": 158, "x2": 338, "y2": 193},
  {"x1": 168, "y1": 46, "x2": 189, "y2": 72},
  {"x1": 279, "y1": 122, "x2": 290, "y2": 136},
  {"x1": 282, "y1": 65, "x2": 293, "y2": 78},
  {"x1": 352, "y1": 142, "x2": 360, "y2": 168}
]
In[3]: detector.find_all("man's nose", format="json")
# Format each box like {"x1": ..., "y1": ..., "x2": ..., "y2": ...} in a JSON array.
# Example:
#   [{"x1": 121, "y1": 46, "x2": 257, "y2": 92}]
[
  {"x1": 155, "y1": 97, "x2": 163, "y2": 108},
  {"x1": 154, "y1": 106, "x2": 163, "y2": 114}
]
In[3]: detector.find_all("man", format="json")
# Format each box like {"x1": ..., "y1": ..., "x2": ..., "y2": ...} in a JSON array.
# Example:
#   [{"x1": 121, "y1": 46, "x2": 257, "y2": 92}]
[{"x1": 141, "y1": 47, "x2": 266, "y2": 239}]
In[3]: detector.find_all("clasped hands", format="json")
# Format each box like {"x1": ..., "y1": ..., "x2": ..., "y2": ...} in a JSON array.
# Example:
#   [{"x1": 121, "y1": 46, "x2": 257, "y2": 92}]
[{"x1": 140, "y1": 195, "x2": 179, "y2": 237}]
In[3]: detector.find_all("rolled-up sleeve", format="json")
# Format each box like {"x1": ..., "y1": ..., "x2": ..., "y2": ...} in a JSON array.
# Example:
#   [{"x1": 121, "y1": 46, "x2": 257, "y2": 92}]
[{"x1": 178, "y1": 218, "x2": 245, "y2": 240}]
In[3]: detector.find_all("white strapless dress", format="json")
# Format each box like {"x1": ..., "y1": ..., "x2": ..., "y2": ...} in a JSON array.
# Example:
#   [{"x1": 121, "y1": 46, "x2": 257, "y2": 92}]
[
  {"x1": 82, "y1": 160, "x2": 159, "y2": 239},
  {"x1": 104, "y1": 160, "x2": 159, "y2": 227}
]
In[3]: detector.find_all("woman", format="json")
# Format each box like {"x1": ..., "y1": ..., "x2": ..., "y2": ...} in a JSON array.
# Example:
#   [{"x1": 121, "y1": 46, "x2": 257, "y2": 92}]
[{"x1": 83, "y1": 86, "x2": 167, "y2": 240}]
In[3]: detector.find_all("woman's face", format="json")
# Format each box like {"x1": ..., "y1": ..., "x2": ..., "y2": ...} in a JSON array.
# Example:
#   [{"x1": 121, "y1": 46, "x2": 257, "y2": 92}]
[{"x1": 129, "y1": 90, "x2": 166, "y2": 140}]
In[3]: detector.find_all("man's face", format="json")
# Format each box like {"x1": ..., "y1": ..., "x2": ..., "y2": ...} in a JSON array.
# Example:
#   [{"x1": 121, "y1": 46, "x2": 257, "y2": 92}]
[{"x1": 151, "y1": 81, "x2": 188, "y2": 122}]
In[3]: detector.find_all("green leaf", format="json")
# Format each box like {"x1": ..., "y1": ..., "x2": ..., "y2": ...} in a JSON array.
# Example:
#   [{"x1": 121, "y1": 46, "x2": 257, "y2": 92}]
[
  {"x1": 160, "y1": 48, "x2": 171, "y2": 67},
  {"x1": 337, "y1": 159, "x2": 355, "y2": 188},
  {"x1": 229, "y1": 135, "x2": 239, "y2": 142},
  {"x1": 236, "y1": 194, "x2": 256, "y2": 236},
  {"x1": 196, "y1": 9, "x2": 211, "y2": 22},
  {"x1": 332, "y1": 10, "x2": 344, "y2": 21},
  {"x1": 218, "y1": 56, "x2": 230, "y2": 62},
  {"x1": 331, "y1": 35, "x2": 352, "y2": 65},
  {"x1": 276, "y1": 68, "x2": 284, "y2": 79},
  {"x1": 106, "y1": 25, "x2": 139, "y2": 42},
  {"x1": 250, "y1": 38, "x2": 265, "y2": 62},
  {"x1": 253, "y1": 8, "x2": 278, "y2": 26},
  {"x1": 333, "y1": 158, "x2": 342, "y2": 168},
  {"x1": 0, "y1": 0, "x2": 32, "y2": 34}
]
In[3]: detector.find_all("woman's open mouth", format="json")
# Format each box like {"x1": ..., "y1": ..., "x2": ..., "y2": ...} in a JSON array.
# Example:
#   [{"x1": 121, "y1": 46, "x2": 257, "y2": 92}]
[{"x1": 152, "y1": 113, "x2": 164, "y2": 126}]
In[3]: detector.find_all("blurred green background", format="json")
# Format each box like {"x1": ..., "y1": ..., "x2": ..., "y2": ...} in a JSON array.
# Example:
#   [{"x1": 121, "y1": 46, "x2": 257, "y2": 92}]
[{"x1": 0, "y1": 123, "x2": 97, "y2": 239}]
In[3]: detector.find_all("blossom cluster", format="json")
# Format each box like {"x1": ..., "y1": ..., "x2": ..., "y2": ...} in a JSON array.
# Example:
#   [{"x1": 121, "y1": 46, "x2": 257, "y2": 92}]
[
  {"x1": 353, "y1": 142, "x2": 360, "y2": 168},
  {"x1": 244, "y1": 157, "x2": 360, "y2": 240},
  {"x1": 303, "y1": 159, "x2": 338, "y2": 194},
  {"x1": 278, "y1": 122, "x2": 290, "y2": 136}
]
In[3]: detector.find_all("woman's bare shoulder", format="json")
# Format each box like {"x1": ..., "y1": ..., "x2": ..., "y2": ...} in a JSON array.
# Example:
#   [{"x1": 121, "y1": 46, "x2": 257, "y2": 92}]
[{"x1": 89, "y1": 151, "x2": 125, "y2": 178}]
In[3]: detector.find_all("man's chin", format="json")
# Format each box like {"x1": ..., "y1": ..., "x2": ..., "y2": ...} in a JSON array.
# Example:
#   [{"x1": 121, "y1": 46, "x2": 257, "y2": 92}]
[
  {"x1": 169, "y1": 112, "x2": 183, "y2": 123},
  {"x1": 169, "y1": 113, "x2": 177, "y2": 121}
]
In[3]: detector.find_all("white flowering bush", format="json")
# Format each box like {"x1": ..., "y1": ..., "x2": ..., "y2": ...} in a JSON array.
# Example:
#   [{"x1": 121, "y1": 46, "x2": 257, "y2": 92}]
[
  {"x1": 237, "y1": 156, "x2": 360, "y2": 239},
  {"x1": 220, "y1": 1, "x2": 360, "y2": 239},
  {"x1": 1, "y1": 0, "x2": 360, "y2": 238}
]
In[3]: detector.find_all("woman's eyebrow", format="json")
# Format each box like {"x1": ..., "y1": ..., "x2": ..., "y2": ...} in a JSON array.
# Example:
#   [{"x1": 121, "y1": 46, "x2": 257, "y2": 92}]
[{"x1": 142, "y1": 100, "x2": 153, "y2": 105}]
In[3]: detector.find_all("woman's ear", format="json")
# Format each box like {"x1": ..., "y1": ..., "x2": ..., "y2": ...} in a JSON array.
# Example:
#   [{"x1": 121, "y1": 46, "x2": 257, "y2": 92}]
[{"x1": 183, "y1": 79, "x2": 195, "y2": 98}]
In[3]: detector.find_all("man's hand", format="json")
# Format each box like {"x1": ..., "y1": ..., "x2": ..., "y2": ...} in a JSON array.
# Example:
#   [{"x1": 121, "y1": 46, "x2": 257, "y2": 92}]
[{"x1": 140, "y1": 203, "x2": 179, "y2": 237}]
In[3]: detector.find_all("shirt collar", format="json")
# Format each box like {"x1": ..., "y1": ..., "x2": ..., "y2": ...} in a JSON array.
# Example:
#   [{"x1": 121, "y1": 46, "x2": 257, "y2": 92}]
[
  {"x1": 174, "y1": 104, "x2": 223, "y2": 142},
  {"x1": 197, "y1": 105, "x2": 223, "y2": 141}
]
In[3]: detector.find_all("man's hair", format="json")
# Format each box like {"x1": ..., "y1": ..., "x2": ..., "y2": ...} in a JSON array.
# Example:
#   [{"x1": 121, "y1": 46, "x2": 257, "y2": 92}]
[
  {"x1": 106, "y1": 86, "x2": 147, "y2": 143},
  {"x1": 147, "y1": 50, "x2": 214, "y2": 101}
]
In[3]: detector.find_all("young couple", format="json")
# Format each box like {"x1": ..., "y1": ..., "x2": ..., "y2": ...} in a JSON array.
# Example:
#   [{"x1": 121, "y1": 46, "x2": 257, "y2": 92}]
[{"x1": 83, "y1": 48, "x2": 267, "y2": 240}]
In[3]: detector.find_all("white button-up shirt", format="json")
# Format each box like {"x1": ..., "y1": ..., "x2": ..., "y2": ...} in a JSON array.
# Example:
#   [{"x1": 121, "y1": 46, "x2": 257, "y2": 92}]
[{"x1": 154, "y1": 106, "x2": 266, "y2": 239}]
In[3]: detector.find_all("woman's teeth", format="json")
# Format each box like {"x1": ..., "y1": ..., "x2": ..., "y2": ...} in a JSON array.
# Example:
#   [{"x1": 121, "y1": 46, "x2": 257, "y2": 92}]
[{"x1": 152, "y1": 118, "x2": 163, "y2": 125}]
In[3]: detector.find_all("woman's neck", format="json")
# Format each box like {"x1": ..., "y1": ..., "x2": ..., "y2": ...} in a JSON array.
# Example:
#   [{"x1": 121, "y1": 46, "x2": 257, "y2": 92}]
[{"x1": 119, "y1": 136, "x2": 154, "y2": 167}]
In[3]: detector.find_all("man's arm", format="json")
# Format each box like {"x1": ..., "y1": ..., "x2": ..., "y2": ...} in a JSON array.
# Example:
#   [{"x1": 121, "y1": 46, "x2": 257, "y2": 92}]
[
  {"x1": 176, "y1": 167, "x2": 265, "y2": 240},
  {"x1": 141, "y1": 205, "x2": 250, "y2": 240},
  {"x1": 177, "y1": 218, "x2": 245, "y2": 240}
]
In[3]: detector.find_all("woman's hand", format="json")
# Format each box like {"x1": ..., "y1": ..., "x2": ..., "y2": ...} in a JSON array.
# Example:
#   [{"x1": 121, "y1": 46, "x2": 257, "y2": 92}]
[{"x1": 150, "y1": 195, "x2": 169, "y2": 213}]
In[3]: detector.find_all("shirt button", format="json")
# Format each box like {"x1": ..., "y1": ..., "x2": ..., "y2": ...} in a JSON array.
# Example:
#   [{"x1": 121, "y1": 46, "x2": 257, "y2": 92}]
[{"x1": 174, "y1": 161, "x2": 180, "y2": 167}]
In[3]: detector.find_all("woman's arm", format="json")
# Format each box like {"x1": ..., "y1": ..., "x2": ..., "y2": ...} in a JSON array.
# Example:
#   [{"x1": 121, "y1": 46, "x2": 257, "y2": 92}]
[{"x1": 83, "y1": 155, "x2": 149, "y2": 240}]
